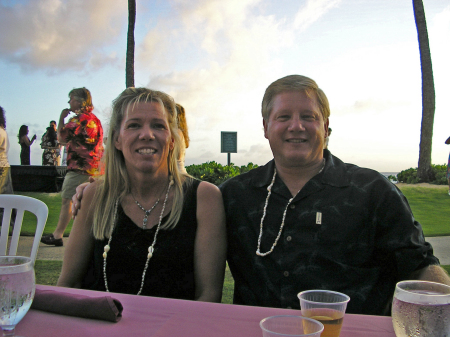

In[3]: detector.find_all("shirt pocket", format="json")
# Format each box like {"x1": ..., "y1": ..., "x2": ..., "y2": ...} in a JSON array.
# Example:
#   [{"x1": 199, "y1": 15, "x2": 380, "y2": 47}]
[{"x1": 304, "y1": 206, "x2": 375, "y2": 266}]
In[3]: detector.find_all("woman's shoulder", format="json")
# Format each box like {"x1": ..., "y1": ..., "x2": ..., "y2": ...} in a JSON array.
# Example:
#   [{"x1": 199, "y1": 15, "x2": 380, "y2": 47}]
[
  {"x1": 182, "y1": 176, "x2": 220, "y2": 195},
  {"x1": 82, "y1": 180, "x2": 102, "y2": 202},
  {"x1": 197, "y1": 180, "x2": 221, "y2": 201}
]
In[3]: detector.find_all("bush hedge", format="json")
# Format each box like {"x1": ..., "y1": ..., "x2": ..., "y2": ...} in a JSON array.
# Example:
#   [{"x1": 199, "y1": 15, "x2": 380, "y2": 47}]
[
  {"x1": 186, "y1": 162, "x2": 448, "y2": 186},
  {"x1": 185, "y1": 161, "x2": 258, "y2": 186},
  {"x1": 391, "y1": 164, "x2": 448, "y2": 185}
]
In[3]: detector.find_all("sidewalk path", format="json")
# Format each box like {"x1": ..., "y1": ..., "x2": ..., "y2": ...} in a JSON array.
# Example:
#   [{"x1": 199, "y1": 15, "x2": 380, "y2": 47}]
[
  {"x1": 15, "y1": 236, "x2": 69, "y2": 261},
  {"x1": 13, "y1": 236, "x2": 450, "y2": 265},
  {"x1": 426, "y1": 236, "x2": 450, "y2": 265}
]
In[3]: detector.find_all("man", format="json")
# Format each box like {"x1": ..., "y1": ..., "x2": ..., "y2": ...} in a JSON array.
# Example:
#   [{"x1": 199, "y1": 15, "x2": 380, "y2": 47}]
[
  {"x1": 41, "y1": 87, "x2": 103, "y2": 246},
  {"x1": 220, "y1": 75, "x2": 449, "y2": 315}
]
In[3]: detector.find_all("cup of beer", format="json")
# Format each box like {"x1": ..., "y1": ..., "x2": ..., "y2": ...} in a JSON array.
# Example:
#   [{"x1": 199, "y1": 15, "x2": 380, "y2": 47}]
[{"x1": 298, "y1": 290, "x2": 350, "y2": 337}]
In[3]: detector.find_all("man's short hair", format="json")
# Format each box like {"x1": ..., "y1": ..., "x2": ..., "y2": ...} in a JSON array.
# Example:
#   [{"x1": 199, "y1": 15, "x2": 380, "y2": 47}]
[{"x1": 261, "y1": 75, "x2": 330, "y2": 121}]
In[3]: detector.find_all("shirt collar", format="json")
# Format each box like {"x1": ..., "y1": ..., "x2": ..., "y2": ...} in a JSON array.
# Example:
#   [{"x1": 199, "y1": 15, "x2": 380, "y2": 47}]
[{"x1": 251, "y1": 149, "x2": 350, "y2": 189}]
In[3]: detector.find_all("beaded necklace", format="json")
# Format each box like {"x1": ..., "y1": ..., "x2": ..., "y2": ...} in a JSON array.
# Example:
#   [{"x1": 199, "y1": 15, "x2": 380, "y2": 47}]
[
  {"x1": 256, "y1": 159, "x2": 325, "y2": 257},
  {"x1": 103, "y1": 178, "x2": 174, "y2": 295},
  {"x1": 133, "y1": 197, "x2": 159, "y2": 229}
]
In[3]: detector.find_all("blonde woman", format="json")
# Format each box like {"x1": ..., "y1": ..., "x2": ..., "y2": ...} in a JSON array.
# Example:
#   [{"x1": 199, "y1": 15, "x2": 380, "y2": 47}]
[{"x1": 58, "y1": 88, "x2": 226, "y2": 302}]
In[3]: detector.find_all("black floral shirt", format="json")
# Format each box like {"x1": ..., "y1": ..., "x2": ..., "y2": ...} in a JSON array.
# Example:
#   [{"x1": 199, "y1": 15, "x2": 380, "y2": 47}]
[{"x1": 220, "y1": 150, "x2": 439, "y2": 315}]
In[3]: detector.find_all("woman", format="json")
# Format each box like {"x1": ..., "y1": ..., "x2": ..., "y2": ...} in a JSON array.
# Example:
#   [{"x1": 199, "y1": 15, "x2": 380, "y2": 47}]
[
  {"x1": 41, "y1": 121, "x2": 59, "y2": 166},
  {"x1": 58, "y1": 88, "x2": 226, "y2": 302},
  {"x1": 0, "y1": 107, "x2": 13, "y2": 194},
  {"x1": 18, "y1": 125, "x2": 36, "y2": 165},
  {"x1": 176, "y1": 103, "x2": 190, "y2": 173}
]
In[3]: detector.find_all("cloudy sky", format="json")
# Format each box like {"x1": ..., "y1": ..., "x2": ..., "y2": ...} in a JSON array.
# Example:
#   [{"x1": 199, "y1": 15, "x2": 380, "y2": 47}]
[{"x1": 1, "y1": 0, "x2": 449, "y2": 172}]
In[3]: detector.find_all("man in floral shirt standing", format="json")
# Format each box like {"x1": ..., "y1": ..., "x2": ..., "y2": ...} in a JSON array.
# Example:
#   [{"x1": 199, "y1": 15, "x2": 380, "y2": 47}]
[{"x1": 41, "y1": 87, "x2": 103, "y2": 246}]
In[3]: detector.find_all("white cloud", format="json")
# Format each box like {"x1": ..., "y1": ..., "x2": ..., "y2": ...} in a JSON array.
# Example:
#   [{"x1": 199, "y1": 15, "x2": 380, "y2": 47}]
[
  {"x1": 0, "y1": 0, "x2": 127, "y2": 72},
  {"x1": 134, "y1": 0, "x2": 301, "y2": 166},
  {"x1": 293, "y1": 0, "x2": 342, "y2": 32}
]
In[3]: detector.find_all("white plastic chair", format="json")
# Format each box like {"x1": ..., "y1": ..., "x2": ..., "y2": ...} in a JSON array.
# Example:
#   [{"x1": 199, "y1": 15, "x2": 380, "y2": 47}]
[{"x1": 0, "y1": 195, "x2": 48, "y2": 264}]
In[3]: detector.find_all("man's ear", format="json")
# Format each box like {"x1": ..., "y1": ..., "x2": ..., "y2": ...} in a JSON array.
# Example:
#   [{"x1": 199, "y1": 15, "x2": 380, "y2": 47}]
[
  {"x1": 324, "y1": 118, "x2": 329, "y2": 138},
  {"x1": 263, "y1": 119, "x2": 268, "y2": 140}
]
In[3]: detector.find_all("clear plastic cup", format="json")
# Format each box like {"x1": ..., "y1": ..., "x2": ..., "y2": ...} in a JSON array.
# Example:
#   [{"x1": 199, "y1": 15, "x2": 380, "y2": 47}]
[
  {"x1": 298, "y1": 290, "x2": 350, "y2": 337},
  {"x1": 260, "y1": 315, "x2": 324, "y2": 337}
]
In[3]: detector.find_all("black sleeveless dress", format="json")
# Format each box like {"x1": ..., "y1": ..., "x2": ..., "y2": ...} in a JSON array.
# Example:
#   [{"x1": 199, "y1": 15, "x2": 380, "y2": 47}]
[
  {"x1": 84, "y1": 178, "x2": 200, "y2": 300},
  {"x1": 20, "y1": 142, "x2": 30, "y2": 165}
]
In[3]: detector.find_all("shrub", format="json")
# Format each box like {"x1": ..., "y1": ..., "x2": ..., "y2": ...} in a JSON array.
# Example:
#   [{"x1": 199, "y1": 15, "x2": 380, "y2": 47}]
[
  {"x1": 186, "y1": 161, "x2": 258, "y2": 186},
  {"x1": 388, "y1": 175, "x2": 398, "y2": 182},
  {"x1": 396, "y1": 164, "x2": 447, "y2": 185}
]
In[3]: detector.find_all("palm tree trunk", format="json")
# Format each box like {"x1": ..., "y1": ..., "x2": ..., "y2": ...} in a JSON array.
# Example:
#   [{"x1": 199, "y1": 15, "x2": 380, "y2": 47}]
[
  {"x1": 413, "y1": 0, "x2": 435, "y2": 182},
  {"x1": 126, "y1": 0, "x2": 136, "y2": 88}
]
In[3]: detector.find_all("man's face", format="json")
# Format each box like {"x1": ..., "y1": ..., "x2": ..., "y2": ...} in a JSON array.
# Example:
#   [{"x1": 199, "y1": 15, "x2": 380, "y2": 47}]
[
  {"x1": 68, "y1": 95, "x2": 82, "y2": 112},
  {"x1": 263, "y1": 91, "x2": 328, "y2": 169}
]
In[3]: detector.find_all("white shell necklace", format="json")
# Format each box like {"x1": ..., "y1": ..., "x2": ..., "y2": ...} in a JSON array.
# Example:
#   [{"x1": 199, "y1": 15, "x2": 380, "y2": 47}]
[
  {"x1": 103, "y1": 177, "x2": 174, "y2": 295},
  {"x1": 256, "y1": 159, "x2": 325, "y2": 257}
]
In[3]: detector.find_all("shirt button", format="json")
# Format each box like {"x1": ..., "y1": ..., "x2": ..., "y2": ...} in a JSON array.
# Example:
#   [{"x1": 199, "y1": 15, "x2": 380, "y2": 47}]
[
  {"x1": 286, "y1": 236, "x2": 292, "y2": 242},
  {"x1": 289, "y1": 204, "x2": 295, "y2": 209},
  {"x1": 284, "y1": 271, "x2": 289, "y2": 277}
]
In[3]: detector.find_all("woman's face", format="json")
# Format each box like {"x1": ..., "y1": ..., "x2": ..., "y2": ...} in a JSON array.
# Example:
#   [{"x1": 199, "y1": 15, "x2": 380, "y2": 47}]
[
  {"x1": 50, "y1": 122, "x2": 56, "y2": 130},
  {"x1": 114, "y1": 101, "x2": 174, "y2": 176}
]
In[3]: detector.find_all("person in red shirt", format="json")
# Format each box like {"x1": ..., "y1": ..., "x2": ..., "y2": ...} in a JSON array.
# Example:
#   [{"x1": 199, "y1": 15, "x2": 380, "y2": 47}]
[{"x1": 41, "y1": 87, "x2": 103, "y2": 246}]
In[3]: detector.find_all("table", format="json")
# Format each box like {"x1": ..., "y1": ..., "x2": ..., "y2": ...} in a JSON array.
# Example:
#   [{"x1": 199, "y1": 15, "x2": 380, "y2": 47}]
[{"x1": 16, "y1": 285, "x2": 396, "y2": 336}]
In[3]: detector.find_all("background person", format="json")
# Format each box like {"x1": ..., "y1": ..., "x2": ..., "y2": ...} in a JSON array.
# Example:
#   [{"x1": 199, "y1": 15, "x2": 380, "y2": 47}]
[
  {"x1": 176, "y1": 103, "x2": 190, "y2": 173},
  {"x1": 57, "y1": 88, "x2": 226, "y2": 302},
  {"x1": 18, "y1": 125, "x2": 36, "y2": 165},
  {"x1": 41, "y1": 120, "x2": 59, "y2": 166},
  {"x1": 0, "y1": 106, "x2": 15, "y2": 227},
  {"x1": 41, "y1": 87, "x2": 103, "y2": 246},
  {"x1": 446, "y1": 136, "x2": 450, "y2": 195},
  {"x1": 0, "y1": 107, "x2": 13, "y2": 195},
  {"x1": 220, "y1": 75, "x2": 450, "y2": 315}
]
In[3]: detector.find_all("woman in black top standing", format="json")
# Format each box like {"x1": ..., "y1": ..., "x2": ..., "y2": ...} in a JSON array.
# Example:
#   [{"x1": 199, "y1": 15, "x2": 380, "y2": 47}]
[{"x1": 18, "y1": 125, "x2": 36, "y2": 165}]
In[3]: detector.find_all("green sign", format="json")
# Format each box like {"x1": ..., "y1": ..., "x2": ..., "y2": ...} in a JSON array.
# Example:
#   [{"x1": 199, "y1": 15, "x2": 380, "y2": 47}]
[{"x1": 221, "y1": 132, "x2": 237, "y2": 153}]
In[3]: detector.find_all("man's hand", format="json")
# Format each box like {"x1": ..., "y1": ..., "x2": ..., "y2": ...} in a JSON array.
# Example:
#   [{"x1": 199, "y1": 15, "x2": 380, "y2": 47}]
[{"x1": 71, "y1": 177, "x2": 96, "y2": 218}]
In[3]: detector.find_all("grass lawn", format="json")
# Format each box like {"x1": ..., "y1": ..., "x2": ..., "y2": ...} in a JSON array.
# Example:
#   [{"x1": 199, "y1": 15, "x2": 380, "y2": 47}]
[
  {"x1": 398, "y1": 185, "x2": 450, "y2": 237},
  {"x1": 14, "y1": 186, "x2": 450, "y2": 305},
  {"x1": 15, "y1": 192, "x2": 74, "y2": 237}
]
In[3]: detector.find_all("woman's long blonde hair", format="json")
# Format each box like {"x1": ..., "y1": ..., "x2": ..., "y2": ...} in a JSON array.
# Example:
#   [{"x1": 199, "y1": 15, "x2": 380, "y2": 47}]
[{"x1": 92, "y1": 87, "x2": 186, "y2": 239}]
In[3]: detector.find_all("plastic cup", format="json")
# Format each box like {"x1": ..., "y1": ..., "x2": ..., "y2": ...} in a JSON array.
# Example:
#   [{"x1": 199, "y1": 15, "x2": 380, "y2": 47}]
[
  {"x1": 298, "y1": 290, "x2": 350, "y2": 337},
  {"x1": 260, "y1": 315, "x2": 324, "y2": 337}
]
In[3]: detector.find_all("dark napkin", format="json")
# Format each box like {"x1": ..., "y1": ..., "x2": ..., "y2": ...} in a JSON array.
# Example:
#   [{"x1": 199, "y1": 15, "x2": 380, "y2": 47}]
[{"x1": 31, "y1": 288, "x2": 123, "y2": 322}]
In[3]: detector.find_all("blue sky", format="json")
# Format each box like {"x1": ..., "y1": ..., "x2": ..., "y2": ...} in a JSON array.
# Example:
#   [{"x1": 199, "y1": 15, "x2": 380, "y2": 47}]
[{"x1": 1, "y1": 0, "x2": 449, "y2": 172}]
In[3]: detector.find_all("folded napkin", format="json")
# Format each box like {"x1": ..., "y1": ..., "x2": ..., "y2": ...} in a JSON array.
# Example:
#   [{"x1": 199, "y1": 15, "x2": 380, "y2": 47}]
[{"x1": 31, "y1": 288, "x2": 123, "y2": 322}]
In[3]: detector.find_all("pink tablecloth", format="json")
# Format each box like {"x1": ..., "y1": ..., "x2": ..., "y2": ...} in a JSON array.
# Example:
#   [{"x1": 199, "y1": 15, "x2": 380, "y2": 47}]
[{"x1": 16, "y1": 285, "x2": 396, "y2": 337}]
